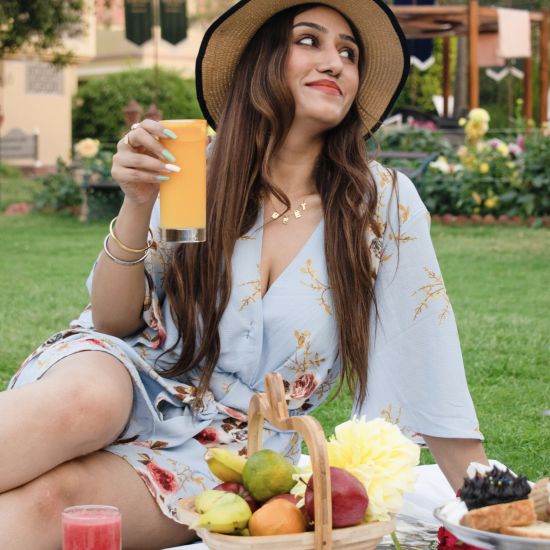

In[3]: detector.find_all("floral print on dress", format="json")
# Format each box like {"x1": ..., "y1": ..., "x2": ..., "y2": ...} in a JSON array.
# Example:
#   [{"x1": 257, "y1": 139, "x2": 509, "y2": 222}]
[
  {"x1": 412, "y1": 267, "x2": 451, "y2": 323},
  {"x1": 300, "y1": 259, "x2": 332, "y2": 315},
  {"x1": 8, "y1": 164, "x2": 482, "y2": 525}
]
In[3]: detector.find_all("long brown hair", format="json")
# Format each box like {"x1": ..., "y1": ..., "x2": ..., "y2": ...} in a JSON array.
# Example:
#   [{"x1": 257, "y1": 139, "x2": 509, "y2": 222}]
[{"x1": 163, "y1": 4, "x2": 381, "y2": 408}]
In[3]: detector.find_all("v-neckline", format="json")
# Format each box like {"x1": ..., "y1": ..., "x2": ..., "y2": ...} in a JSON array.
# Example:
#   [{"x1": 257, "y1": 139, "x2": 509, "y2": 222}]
[{"x1": 255, "y1": 206, "x2": 324, "y2": 301}]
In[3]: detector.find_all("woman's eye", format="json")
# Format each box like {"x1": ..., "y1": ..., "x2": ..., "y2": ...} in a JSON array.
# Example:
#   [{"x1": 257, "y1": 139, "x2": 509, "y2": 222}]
[
  {"x1": 340, "y1": 48, "x2": 356, "y2": 61},
  {"x1": 298, "y1": 36, "x2": 317, "y2": 47}
]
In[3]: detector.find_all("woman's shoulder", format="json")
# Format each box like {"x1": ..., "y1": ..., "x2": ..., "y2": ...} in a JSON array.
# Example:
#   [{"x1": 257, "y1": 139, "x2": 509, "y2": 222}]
[{"x1": 368, "y1": 160, "x2": 428, "y2": 228}]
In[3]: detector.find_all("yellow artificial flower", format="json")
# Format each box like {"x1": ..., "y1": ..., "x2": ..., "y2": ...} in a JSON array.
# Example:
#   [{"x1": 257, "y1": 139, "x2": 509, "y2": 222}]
[
  {"x1": 458, "y1": 117, "x2": 467, "y2": 127},
  {"x1": 468, "y1": 108, "x2": 490, "y2": 124},
  {"x1": 472, "y1": 192, "x2": 482, "y2": 205},
  {"x1": 484, "y1": 196, "x2": 498, "y2": 209},
  {"x1": 292, "y1": 417, "x2": 420, "y2": 522},
  {"x1": 496, "y1": 143, "x2": 509, "y2": 157},
  {"x1": 516, "y1": 98, "x2": 524, "y2": 106},
  {"x1": 74, "y1": 138, "x2": 100, "y2": 158},
  {"x1": 479, "y1": 162, "x2": 490, "y2": 174},
  {"x1": 506, "y1": 161, "x2": 516, "y2": 170}
]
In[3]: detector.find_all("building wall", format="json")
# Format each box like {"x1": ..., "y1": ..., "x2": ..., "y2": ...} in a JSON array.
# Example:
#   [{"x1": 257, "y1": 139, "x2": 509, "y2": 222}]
[
  {"x1": 1, "y1": 61, "x2": 78, "y2": 168},
  {"x1": 0, "y1": 0, "x2": 95, "y2": 169}
]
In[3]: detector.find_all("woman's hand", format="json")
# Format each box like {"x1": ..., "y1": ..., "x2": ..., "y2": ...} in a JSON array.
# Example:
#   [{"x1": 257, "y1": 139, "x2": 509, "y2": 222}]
[{"x1": 111, "y1": 119, "x2": 180, "y2": 206}]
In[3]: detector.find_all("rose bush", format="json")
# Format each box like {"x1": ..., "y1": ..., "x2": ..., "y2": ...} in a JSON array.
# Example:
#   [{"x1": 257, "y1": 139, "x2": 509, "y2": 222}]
[{"x1": 418, "y1": 103, "x2": 550, "y2": 221}]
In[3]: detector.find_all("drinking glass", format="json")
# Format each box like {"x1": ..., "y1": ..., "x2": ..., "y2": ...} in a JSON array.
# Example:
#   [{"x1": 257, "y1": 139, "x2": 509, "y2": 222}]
[
  {"x1": 62, "y1": 505, "x2": 121, "y2": 550},
  {"x1": 159, "y1": 119, "x2": 207, "y2": 242}
]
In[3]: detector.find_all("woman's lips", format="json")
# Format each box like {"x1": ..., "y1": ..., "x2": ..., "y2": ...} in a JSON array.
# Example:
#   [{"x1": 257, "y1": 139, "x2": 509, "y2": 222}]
[{"x1": 305, "y1": 81, "x2": 342, "y2": 96}]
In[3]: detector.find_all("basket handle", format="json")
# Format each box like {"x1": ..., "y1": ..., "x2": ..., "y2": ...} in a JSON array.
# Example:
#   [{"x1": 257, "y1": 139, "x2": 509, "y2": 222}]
[{"x1": 248, "y1": 373, "x2": 333, "y2": 550}]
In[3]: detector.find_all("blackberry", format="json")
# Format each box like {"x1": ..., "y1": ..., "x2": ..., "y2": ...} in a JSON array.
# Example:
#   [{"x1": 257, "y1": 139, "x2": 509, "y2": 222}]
[{"x1": 460, "y1": 466, "x2": 531, "y2": 510}]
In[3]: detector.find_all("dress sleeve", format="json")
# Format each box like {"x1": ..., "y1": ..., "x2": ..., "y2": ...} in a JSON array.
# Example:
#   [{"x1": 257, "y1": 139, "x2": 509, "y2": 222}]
[
  {"x1": 82, "y1": 199, "x2": 171, "y2": 346},
  {"x1": 354, "y1": 171, "x2": 483, "y2": 443}
]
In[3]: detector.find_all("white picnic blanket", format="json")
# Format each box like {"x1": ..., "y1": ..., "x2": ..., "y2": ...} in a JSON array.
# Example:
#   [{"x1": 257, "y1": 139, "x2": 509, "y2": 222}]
[{"x1": 163, "y1": 458, "x2": 506, "y2": 550}]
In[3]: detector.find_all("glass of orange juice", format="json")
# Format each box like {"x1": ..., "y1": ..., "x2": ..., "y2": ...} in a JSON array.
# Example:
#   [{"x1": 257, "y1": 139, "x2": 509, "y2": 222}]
[{"x1": 159, "y1": 119, "x2": 207, "y2": 242}]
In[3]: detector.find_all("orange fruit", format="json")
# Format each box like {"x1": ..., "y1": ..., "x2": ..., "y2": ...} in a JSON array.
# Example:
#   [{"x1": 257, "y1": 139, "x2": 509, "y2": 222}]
[{"x1": 248, "y1": 498, "x2": 307, "y2": 536}]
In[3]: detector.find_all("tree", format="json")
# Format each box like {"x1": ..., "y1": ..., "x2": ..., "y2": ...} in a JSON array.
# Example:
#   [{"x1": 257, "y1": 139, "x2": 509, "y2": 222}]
[{"x1": 0, "y1": 0, "x2": 86, "y2": 65}]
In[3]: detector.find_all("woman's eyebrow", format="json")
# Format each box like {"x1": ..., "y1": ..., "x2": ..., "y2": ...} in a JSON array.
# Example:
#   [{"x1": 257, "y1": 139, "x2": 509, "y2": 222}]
[{"x1": 292, "y1": 21, "x2": 357, "y2": 45}]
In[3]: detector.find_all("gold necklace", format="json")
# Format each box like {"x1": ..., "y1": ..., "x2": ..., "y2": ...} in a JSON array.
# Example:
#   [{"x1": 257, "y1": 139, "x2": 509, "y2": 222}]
[{"x1": 271, "y1": 199, "x2": 308, "y2": 225}]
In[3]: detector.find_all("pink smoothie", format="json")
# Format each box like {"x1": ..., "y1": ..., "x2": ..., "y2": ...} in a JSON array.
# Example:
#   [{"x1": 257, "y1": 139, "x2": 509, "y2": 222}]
[{"x1": 62, "y1": 506, "x2": 121, "y2": 550}]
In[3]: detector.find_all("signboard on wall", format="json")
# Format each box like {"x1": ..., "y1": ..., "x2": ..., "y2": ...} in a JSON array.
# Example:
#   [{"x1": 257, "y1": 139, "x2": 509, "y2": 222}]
[{"x1": 0, "y1": 128, "x2": 38, "y2": 160}]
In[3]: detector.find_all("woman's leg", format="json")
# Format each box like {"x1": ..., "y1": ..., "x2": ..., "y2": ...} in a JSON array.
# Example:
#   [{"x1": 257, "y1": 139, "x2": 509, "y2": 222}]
[
  {"x1": 0, "y1": 351, "x2": 133, "y2": 493},
  {"x1": 0, "y1": 450, "x2": 197, "y2": 550}
]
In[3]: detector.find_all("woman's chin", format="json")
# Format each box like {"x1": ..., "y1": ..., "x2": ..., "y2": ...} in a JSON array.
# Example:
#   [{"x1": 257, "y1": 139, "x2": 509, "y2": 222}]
[{"x1": 293, "y1": 111, "x2": 348, "y2": 135}]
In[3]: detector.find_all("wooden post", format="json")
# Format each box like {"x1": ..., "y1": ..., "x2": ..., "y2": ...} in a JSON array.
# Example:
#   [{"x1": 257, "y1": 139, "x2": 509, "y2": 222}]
[
  {"x1": 523, "y1": 57, "x2": 533, "y2": 121},
  {"x1": 540, "y1": 10, "x2": 549, "y2": 125},
  {"x1": 468, "y1": 0, "x2": 480, "y2": 109},
  {"x1": 443, "y1": 36, "x2": 451, "y2": 118}
]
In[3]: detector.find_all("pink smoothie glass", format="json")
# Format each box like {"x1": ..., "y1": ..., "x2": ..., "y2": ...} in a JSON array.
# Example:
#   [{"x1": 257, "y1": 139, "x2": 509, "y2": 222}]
[{"x1": 62, "y1": 505, "x2": 121, "y2": 550}]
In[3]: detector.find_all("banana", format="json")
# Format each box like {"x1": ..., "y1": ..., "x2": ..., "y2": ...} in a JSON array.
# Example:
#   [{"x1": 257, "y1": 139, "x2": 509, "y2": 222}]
[
  {"x1": 205, "y1": 447, "x2": 247, "y2": 483},
  {"x1": 194, "y1": 490, "x2": 230, "y2": 514},
  {"x1": 194, "y1": 493, "x2": 251, "y2": 534}
]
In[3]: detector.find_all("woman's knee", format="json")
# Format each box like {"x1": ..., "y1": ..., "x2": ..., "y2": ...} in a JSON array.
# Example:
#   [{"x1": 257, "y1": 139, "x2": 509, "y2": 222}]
[
  {"x1": 22, "y1": 459, "x2": 91, "y2": 525},
  {"x1": 43, "y1": 352, "x2": 133, "y2": 449}
]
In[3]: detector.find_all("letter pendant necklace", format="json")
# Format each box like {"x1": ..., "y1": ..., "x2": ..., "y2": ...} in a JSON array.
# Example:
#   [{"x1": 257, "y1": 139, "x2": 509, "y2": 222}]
[{"x1": 271, "y1": 200, "x2": 307, "y2": 225}]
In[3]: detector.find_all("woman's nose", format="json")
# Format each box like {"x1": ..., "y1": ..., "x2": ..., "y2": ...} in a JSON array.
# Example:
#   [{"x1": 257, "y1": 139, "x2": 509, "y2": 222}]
[{"x1": 316, "y1": 47, "x2": 344, "y2": 76}]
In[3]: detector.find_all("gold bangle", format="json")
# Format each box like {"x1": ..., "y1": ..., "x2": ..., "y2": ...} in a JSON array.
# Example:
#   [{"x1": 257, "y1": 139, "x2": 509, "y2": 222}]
[
  {"x1": 109, "y1": 216, "x2": 154, "y2": 254},
  {"x1": 103, "y1": 235, "x2": 148, "y2": 266}
]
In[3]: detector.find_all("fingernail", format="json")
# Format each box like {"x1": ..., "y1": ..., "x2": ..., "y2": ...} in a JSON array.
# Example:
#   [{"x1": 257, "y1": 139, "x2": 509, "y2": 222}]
[
  {"x1": 162, "y1": 149, "x2": 177, "y2": 163},
  {"x1": 163, "y1": 129, "x2": 177, "y2": 140},
  {"x1": 164, "y1": 163, "x2": 181, "y2": 173},
  {"x1": 156, "y1": 175, "x2": 170, "y2": 181}
]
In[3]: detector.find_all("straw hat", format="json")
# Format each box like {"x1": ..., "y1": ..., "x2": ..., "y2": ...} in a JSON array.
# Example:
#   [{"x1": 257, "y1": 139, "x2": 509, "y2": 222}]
[{"x1": 195, "y1": 0, "x2": 409, "y2": 136}]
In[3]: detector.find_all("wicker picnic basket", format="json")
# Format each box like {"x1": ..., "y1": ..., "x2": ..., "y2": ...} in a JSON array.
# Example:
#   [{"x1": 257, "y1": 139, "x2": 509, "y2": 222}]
[{"x1": 177, "y1": 373, "x2": 395, "y2": 549}]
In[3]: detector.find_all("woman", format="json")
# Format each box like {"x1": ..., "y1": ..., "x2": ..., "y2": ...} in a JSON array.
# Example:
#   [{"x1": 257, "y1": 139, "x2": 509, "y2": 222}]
[{"x1": 0, "y1": 1, "x2": 488, "y2": 548}]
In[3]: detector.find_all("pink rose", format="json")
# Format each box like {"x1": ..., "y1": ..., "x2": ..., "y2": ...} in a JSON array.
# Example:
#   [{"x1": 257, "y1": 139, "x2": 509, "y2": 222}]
[
  {"x1": 291, "y1": 373, "x2": 318, "y2": 400},
  {"x1": 146, "y1": 461, "x2": 179, "y2": 494}
]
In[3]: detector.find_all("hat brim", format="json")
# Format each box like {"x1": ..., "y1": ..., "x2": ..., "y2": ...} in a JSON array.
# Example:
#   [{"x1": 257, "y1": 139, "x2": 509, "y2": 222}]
[{"x1": 196, "y1": 0, "x2": 410, "y2": 137}]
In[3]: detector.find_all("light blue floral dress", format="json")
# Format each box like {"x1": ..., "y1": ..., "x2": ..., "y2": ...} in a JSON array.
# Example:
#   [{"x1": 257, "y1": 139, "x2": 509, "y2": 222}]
[{"x1": 8, "y1": 163, "x2": 482, "y2": 523}]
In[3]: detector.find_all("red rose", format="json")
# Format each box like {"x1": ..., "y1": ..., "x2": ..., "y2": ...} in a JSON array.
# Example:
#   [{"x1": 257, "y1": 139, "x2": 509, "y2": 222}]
[
  {"x1": 146, "y1": 461, "x2": 179, "y2": 494},
  {"x1": 291, "y1": 373, "x2": 318, "y2": 400},
  {"x1": 437, "y1": 527, "x2": 483, "y2": 550},
  {"x1": 194, "y1": 428, "x2": 219, "y2": 445}
]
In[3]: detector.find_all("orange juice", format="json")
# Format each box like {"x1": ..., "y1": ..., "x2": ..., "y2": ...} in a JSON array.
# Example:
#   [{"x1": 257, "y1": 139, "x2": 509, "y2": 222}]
[{"x1": 159, "y1": 119, "x2": 207, "y2": 242}]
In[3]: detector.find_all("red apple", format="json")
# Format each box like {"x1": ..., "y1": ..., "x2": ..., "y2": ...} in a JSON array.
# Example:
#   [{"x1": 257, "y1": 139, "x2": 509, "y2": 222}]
[
  {"x1": 305, "y1": 467, "x2": 368, "y2": 528},
  {"x1": 214, "y1": 482, "x2": 258, "y2": 512}
]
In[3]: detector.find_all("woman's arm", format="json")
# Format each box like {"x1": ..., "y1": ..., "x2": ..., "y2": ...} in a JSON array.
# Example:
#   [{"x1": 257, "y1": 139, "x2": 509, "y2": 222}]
[
  {"x1": 91, "y1": 119, "x2": 177, "y2": 337},
  {"x1": 422, "y1": 434, "x2": 489, "y2": 492},
  {"x1": 91, "y1": 197, "x2": 156, "y2": 337}
]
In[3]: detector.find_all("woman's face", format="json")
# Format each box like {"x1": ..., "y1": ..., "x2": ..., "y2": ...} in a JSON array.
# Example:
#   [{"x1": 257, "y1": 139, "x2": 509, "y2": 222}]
[{"x1": 285, "y1": 6, "x2": 360, "y2": 133}]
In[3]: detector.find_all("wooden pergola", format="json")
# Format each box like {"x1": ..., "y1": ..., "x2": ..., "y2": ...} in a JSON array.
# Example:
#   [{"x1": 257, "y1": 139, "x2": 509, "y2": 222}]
[{"x1": 390, "y1": 0, "x2": 549, "y2": 124}]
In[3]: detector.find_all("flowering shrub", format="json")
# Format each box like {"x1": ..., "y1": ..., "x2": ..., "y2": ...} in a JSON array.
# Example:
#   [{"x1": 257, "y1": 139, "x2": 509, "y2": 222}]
[
  {"x1": 420, "y1": 104, "x2": 550, "y2": 220},
  {"x1": 74, "y1": 138, "x2": 114, "y2": 181}
]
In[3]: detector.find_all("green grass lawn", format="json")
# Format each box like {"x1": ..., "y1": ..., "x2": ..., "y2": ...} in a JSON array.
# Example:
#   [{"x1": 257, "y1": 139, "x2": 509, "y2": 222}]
[{"x1": 1, "y1": 213, "x2": 549, "y2": 480}]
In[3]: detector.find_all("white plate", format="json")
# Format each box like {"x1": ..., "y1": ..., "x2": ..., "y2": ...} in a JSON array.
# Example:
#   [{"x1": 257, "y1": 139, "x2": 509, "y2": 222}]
[{"x1": 433, "y1": 499, "x2": 550, "y2": 549}]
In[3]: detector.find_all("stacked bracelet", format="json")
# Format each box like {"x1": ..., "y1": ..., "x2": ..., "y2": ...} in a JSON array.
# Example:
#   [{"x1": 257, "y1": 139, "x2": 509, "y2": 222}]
[
  {"x1": 103, "y1": 235, "x2": 148, "y2": 266},
  {"x1": 109, "y1": 216, "x2": 154, "y2": 254}
]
